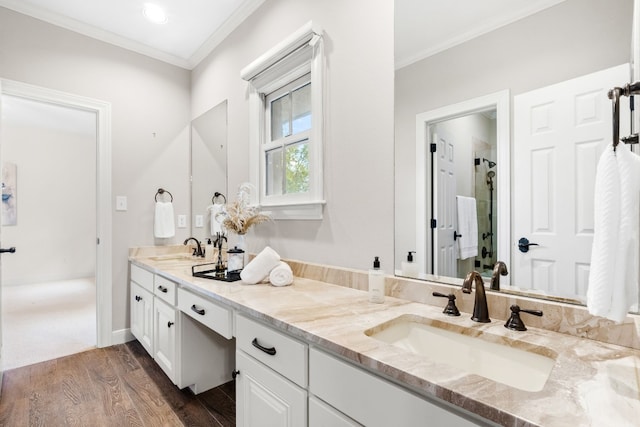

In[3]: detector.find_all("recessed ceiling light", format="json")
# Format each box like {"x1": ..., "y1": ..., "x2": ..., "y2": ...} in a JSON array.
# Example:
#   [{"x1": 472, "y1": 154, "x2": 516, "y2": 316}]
[{"x1": 143, "y1": 3, "x2": 168, "y2": 24}]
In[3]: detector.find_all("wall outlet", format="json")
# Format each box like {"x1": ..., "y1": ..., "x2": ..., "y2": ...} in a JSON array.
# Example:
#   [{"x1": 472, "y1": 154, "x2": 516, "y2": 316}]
[
  {"x1": 195, "y1": 215, "x2": 204, "y2": 228},
  {"x1": 116, "y1": 196, "x2": 127, "y2": 211},
  {"x1": 177, "y1": 215, "x2": 187, "y2": 228}
]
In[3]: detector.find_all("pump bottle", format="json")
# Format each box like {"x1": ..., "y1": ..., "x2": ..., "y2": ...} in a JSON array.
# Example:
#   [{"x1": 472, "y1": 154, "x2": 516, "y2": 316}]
[{"x1": 369, "y1": 256, "x2": 385, "y2": 303}]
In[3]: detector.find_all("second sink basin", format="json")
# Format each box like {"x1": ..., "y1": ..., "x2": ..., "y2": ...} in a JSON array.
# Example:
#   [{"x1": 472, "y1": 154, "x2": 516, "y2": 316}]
[{"x1": 365, "y1": 315, "x2": 556, "y2": 392}]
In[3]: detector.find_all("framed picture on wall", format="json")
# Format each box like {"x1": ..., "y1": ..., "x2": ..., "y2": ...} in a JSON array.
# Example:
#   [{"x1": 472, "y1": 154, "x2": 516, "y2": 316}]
[{"x1": 2, "y1": 162, "x2": 17, "y2": 226}]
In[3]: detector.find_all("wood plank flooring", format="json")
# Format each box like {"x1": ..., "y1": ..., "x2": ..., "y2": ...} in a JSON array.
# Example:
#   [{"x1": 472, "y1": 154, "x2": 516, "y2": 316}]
[{"x1": 0, "y1": 340, "x2": 236, "y2": 427}]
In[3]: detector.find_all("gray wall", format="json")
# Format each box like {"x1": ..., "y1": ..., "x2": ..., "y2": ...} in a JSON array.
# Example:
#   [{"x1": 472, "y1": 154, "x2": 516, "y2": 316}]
[
  {"x1": 0, "y1": 6, "x2": 192, "y2": 333},
  {"x1": 394, "y1": 0, "x2": 634, "y2": 268},
  {"x1": 192, "y1": 0, "x2": 395, "y2": 272}
]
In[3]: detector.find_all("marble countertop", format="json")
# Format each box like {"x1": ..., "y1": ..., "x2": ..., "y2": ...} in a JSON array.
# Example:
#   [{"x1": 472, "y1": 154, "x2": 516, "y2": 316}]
[{"x1": 130, "y1": 254, "x2": 640, "y2": 427}]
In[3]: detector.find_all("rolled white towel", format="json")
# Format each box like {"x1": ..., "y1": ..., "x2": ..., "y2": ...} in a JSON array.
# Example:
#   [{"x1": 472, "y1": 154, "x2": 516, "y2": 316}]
[
  {"x1": 269, "y1": 261, "x2": 293, "y2": 287},
  {"x1": 240, "y1": 246, "x2": 281, "y2": 285}
]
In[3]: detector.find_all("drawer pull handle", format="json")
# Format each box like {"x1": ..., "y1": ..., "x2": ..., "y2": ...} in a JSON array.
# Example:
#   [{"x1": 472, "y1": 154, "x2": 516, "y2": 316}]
[
  {"x1": 157, "y1": 285, "x2": 168, "y2": 293},
  {"x1": 232, "y1": 369, "x2": 240, "y2": 379},
  {"x1": 191, "y1": 304, "x2": 205, "y2": 315},
  {"x1": 252, "y1": 338, "x2": 277, "y2": 356},
  {"x1": 167, "y1": 321, "x2": 174, "y2": 328}
]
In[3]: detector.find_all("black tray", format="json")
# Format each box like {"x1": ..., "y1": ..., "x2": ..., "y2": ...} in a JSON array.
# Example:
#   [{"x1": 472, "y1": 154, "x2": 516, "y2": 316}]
[{"x1": 191, "y1": 262, "x2": 242, "y2": 282}]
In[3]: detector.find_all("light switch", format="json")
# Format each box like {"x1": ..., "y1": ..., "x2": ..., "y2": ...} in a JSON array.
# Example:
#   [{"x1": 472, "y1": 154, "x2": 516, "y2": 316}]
[
  {"x1": 195, "y1": 215, "x2": 204, "y2": 228},
  {"x1": 116, "y1": 196, "x2": 127, "y2": 211},
  {"x1": 177, "y1": 214, "x2": 187, "y2": 228}
]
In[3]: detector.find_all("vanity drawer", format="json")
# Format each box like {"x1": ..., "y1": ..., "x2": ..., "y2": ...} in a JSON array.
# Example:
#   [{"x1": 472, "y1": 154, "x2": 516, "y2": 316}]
[
  {"x1": 236, "y1": 313, "x2": 308, "y2": 388},
  {"x1": 131, "y1": 264, "x2": 154, "y2": 293},
  {"x1": 154, "y1": 275, "x2": 176, "y2": 305},
  {"x1": 177, "y1": 288, "x2": 233, "y2": 339}
]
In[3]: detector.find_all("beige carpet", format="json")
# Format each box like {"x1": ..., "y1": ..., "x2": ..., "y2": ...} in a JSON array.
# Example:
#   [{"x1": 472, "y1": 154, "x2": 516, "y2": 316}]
[{"x1": 1, "y1": 278, "x2": 96, "y2": 371}]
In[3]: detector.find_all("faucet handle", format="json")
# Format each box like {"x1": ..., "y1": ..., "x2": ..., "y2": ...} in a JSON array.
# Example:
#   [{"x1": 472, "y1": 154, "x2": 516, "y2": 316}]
[
  {"x1": 432, "y1": 292, "x2": 461, "y2": 316},
  {"x1": 504, "y1": 305, "x2": 543, "y2": 331}
]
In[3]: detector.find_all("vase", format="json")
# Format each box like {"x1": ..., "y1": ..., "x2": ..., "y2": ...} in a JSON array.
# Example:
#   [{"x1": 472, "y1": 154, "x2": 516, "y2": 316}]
[{"x1": 234, "y1": 233, "x2": 247, "y2": 267}]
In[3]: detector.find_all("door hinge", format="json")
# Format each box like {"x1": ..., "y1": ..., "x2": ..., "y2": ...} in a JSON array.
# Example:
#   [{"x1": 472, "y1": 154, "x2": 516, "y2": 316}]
[
  {"x1": 430, "y1": 143, "x2": 436, "y2": 153},
  {"x1": 430, "y1": 219, "x2": 437, "y2": 229},
  {"x1": 96, "y1": 237, "x2": 100, "y2": 245}
]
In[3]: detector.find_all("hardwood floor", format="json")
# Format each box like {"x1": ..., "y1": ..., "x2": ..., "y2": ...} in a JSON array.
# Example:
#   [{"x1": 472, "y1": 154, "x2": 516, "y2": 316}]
[{"x1": 0, "y1": 340, "x2": 236, "y2": 426}]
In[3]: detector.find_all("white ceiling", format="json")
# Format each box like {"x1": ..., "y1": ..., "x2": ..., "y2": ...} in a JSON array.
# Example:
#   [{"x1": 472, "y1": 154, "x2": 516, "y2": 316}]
[
  {"x1": 0, "y1": 0, "x2": 567, "y2": 71},
  {"x1": 395, "y1": 0, "x2": 567, "y2": 69},
  {"x1": 0, "y1": 0, "x2": 266, "y2": 70}
]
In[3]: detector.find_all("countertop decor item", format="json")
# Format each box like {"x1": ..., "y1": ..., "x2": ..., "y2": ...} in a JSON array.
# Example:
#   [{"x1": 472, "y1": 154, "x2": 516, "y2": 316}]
[{"x1": 220, "y1": 183, "x2": 270, "y2": 235}]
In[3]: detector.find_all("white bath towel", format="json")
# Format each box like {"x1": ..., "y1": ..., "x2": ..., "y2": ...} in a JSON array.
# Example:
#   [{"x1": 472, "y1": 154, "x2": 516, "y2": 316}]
[
  {"x1": 588, "y1": 143, "x2": 640, "y2": 322},
  {"x1": 456, "y1": 196, "x2": 478, "y2": 260},
  {"x1": 240, "y1": 246, "x2": 281, "y2": 285},
  {"x1": 269, "y1": 261, "x2": 293, "y2": 287},
  {"x1": 208, "y1": 204, "x2": 225, "y2": 236},
  {"x1": 154, "y1": 201, "x2": 175, "y2": 238}
]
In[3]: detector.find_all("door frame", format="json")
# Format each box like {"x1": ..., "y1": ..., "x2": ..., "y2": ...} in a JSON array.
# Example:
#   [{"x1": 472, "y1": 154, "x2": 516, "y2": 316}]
[
  {"x1": 415, "y1": 90, "x2": 510, "y2": 283},
  {"x1": 0, "y1": 79, "x2": 112, "y2": 348}
]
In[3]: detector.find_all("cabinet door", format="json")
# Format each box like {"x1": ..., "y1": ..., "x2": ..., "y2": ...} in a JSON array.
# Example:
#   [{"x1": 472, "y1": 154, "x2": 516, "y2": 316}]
[
  {"x1": 236, "y1": 351, "x2": 306, "y2": 427},
  {"x1": 154, "y1": 298, "x2": 177, "y2": 383},
  {"x1": 131, "y1": 282, "x2": 154, "y2": 355}
]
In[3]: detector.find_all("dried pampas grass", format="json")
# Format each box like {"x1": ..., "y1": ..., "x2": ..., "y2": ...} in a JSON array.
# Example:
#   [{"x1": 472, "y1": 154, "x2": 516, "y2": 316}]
[{"x1": 221, "y1": 183, "x2": 270, "y2": 235}]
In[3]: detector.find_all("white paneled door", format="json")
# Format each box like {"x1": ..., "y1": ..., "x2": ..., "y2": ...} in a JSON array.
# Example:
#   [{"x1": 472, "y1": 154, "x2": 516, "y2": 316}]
[
  {"x1": 433, "y1": 130, "x2": 457, "y2": 277},
  {"x1": 513, "y1": 64, "x2": 630, "y2": 300}
]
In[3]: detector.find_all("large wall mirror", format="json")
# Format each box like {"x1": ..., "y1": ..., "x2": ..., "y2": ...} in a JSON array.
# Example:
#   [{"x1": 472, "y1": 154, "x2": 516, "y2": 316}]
[
  {"x1": 394, "y1": 0, "x2": 639, "y2": 312},
  {"x1": 191, "y1": 100, "x2": 228, "y2": 243}
]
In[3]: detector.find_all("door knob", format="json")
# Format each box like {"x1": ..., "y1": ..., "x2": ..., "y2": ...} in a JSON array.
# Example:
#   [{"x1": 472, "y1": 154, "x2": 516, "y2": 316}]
[
  {"x1": 518, "y1": 238, "x2": 539, "y2": 253},
  {"x1": 0, "y1": 247, "x2": 16, "y2": 253},
  {"x1": 453, "y1": 231, "x2": 462, "y2": 241}
]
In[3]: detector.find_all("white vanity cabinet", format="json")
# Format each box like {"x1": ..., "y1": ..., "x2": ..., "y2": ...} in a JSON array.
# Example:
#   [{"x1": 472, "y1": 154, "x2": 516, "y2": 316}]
[
  {"x1": 130, "y1": 266, "x2": 155, "y2": 355},
  {"x1": 129, "y1": 262, "x2": 235, "y2": 394},
  {"x1": 235, "y1": 313, "x2": 308, "y2": 427},
  {"x1": 309, "y1": 348, "x2": 487, "y2": 427}
]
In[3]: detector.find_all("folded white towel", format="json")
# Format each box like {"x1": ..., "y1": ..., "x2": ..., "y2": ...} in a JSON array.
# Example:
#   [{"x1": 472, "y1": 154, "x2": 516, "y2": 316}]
[
  {"x1": 269, "y1": 261, "x2": 293, "y2": 287},
  {"x1": 154, "y1": 202, "x2": 175, "y2": 238},
  {"x1": 240, "y1": 246, "x2": 281, "y2": 285},
  {"x1": 208, "y1": 204, "x2": 225, "y2": 236},
  {"x1": 588, "y1": 143, "x2": 640, "y2": 322},
  {"x1": 456, "y1": 196, "x2": 478, "y2": 260}
]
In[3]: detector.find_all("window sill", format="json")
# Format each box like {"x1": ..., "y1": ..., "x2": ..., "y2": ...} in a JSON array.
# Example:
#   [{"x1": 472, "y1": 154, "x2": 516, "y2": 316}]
[{"x1": 260, "y1": 200, "x2": 326, "y2": 220}]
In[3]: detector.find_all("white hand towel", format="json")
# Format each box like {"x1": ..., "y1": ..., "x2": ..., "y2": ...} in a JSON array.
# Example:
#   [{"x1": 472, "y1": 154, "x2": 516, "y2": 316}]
[
  {"x1": 269, "y1": 261, "x2": 293, "y2": 287},
  {"x1": 240, "y1": 246, "x2": 281, "y2": 285},
  {"x1": 588, "y1": 143, "x2": 640, "y2": 322},
  {"x1": 456, "y1": 196, "x2": 478, "y2": 260},
  {"x1": 154, "y1": 201, "x2": 175, "y2": 238},
  {"x1": 208, "y1": 204, "x2": 225, "y2": 236}
]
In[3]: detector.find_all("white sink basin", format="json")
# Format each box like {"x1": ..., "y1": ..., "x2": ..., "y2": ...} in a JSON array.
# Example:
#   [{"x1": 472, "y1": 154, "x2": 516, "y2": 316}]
[{"x1": 365, "y1": 315, "x2": 556, "y2": 392}]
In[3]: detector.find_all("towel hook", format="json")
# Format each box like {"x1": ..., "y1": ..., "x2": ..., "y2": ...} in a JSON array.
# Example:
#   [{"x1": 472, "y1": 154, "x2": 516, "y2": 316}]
[
  {"x1": 155, "y1": 188, "x2": 173, "y2": 202},
  {"x1": 212, "y1": 192, "x2": 226, "y2": 205}
]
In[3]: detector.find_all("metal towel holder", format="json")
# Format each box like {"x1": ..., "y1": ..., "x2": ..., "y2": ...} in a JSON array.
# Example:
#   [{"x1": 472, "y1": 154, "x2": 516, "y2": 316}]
[
  {"x1": 608, "y1": 81, "x2": 640, "y2": 151},
  {"x1": 155, "y1": 188, "x2": 173, "y2": 202}
]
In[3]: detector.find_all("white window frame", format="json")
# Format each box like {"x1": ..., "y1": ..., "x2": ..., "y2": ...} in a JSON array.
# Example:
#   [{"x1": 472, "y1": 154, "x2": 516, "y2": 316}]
[{"x1": 241, "y1": 21, "x2": 325, "y2": 220}]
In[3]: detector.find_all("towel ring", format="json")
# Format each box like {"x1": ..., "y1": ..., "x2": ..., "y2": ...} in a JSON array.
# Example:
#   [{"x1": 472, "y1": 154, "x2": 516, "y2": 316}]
[
  {"x1": 155, "y1": 188, "x2": 173, "y2": 202},
  {"x1": 212, "y1": 192, "x2": 226, "y2": 205}
]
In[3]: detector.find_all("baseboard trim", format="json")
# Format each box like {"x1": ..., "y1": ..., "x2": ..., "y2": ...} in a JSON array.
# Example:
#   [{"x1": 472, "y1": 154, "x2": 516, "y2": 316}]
[{"x1": 111, "y1": 328, "x2": 135, "y2": 345}]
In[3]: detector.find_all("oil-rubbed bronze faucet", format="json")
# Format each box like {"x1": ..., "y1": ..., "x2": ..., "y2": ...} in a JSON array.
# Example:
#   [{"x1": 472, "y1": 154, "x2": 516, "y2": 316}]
[
  {"x1": 490, "y1": 261, "x2": 508, "y2": 291},
  {"x1": 183, "y1": 237, "x2": 205, "y2": 257},
  {"x1": 462, "y1": 271, "x2": 490, "y2": 323}
]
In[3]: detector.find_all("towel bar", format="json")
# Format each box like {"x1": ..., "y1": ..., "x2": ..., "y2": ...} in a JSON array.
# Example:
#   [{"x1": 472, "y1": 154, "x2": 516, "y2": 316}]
[{"x1": 155, "y1": 188, "x2": 173, "y2": 202}]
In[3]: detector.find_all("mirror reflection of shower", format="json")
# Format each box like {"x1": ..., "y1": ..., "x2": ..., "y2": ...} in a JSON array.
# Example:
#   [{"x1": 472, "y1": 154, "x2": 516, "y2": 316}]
[{"x1": 482, "y1": 168, "x2": 496, "y2": 265}]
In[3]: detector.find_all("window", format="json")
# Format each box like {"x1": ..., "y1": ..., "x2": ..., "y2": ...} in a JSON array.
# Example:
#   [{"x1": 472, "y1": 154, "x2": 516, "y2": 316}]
[{"x1": 241, "y1": 22, "x2": 324, "y2": 220}]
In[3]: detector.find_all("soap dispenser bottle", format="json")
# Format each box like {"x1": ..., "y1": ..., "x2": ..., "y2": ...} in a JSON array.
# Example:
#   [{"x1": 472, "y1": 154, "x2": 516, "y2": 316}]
[
  {"x1": 369, "y1": 256, "x2": 385, "y2": 303},
  {"x1": 401, "y1": 251, "x2": 418, "y2": 276}
]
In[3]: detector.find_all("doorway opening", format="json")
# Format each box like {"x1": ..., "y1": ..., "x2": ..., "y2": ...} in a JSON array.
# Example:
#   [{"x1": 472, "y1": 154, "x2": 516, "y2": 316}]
[
  {"x1": 0, "y1": 79, "x2": 112, "y2": 371},
  {"x1": 415, "y1": 90, "x2": 510, "y2": 285}
]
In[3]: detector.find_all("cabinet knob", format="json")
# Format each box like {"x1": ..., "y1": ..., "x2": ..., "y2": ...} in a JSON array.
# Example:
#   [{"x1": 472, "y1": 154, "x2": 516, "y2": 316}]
[
  {"x1": 135, "y1": 295, "x2": 141, "y2": 302},
  {"x1": 167, "y1": 321, "x2": 174, "y2": 328},
  {"x1": 232, "y1": 369, "x2": 240, "y2": 379}
]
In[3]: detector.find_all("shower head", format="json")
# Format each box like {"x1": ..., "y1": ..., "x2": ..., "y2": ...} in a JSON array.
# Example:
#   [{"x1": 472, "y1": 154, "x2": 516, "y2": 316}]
[{"x1": 483, "y1": 158, "x2": 497, "y2": 168}]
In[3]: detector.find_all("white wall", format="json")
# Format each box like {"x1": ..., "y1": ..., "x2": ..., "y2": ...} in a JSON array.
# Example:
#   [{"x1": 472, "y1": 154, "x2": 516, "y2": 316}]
[
  {"x1": 0, "y1": 7, "x2": 191, "y2": 332},
  {"x1": 395, "y1": 0, "x2": 634, "y2": 269},
  {"x1": 1, "y1": 122, "x2": 95, "y2": 285},
  {"x1": 192, "y1": 0, "x2": 395, "y2": 271}
]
